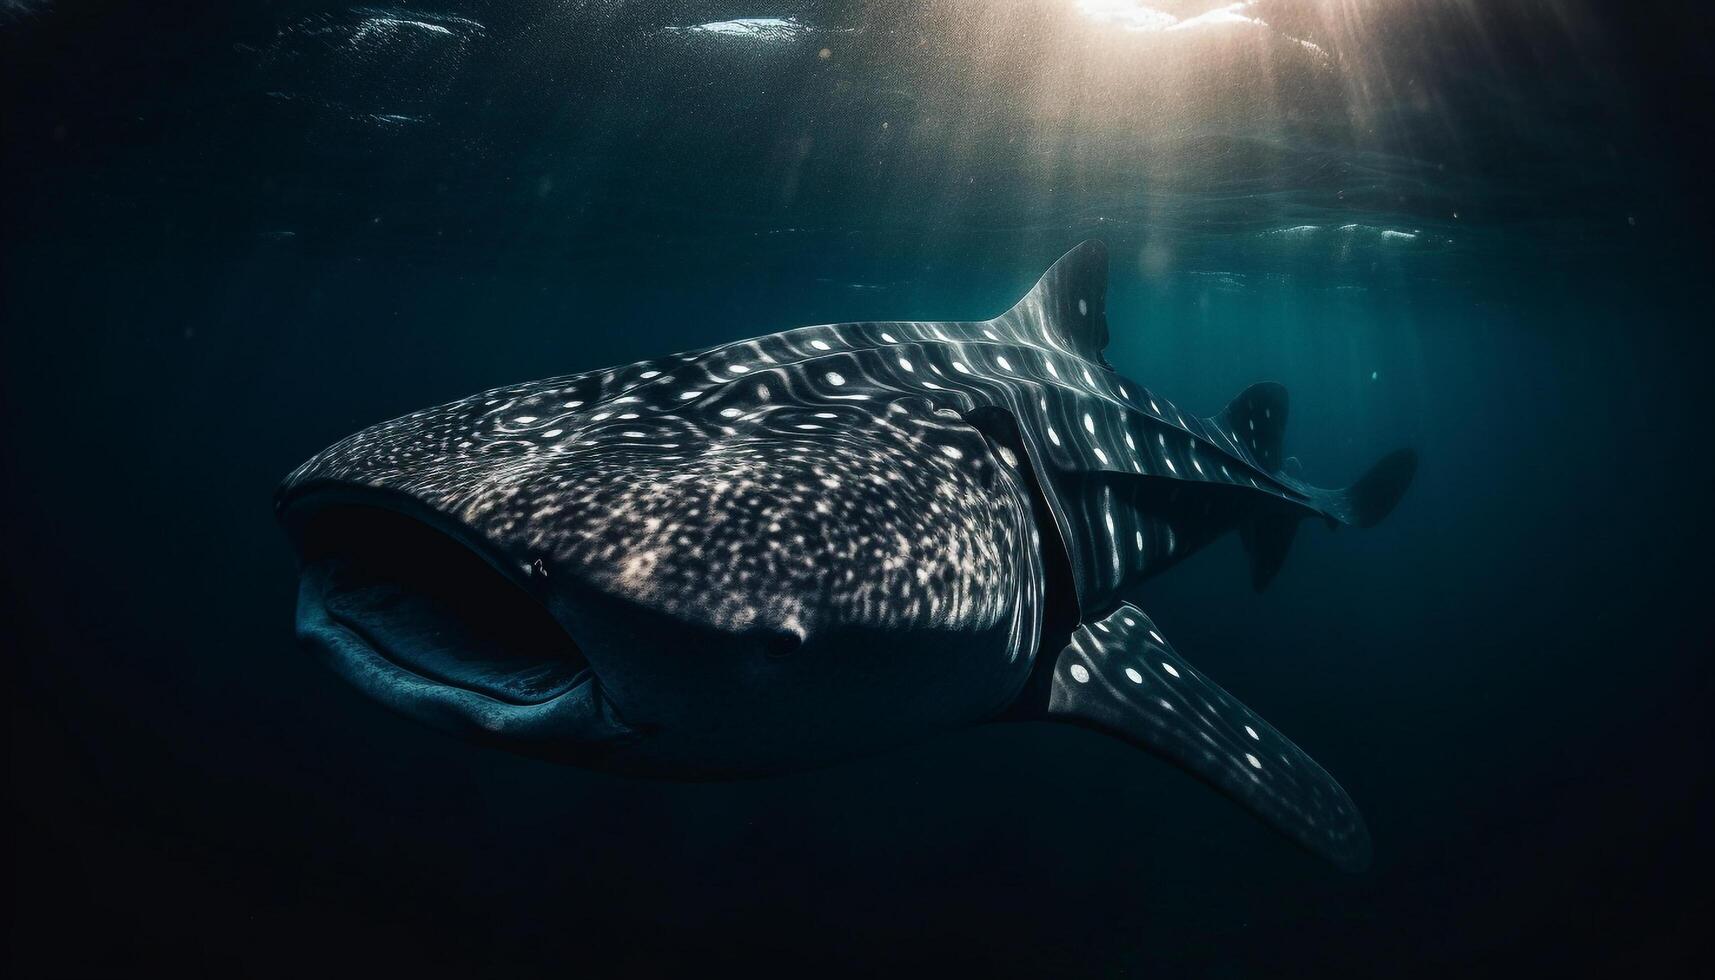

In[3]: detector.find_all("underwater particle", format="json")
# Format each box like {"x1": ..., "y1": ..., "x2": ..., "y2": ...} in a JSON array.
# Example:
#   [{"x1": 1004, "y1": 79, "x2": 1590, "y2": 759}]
[
  {"x1": 818, "y1": 47, "x2": 832, "y2": 59},
  {"x1": 1371, "y1": 371, "x2": 1378, "y2": 381}
]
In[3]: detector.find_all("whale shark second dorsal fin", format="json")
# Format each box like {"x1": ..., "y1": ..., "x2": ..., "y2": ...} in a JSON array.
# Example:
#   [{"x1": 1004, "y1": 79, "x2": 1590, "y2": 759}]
[
  {"x1": 1215, "y1": 381, "x2": 1290, "y2": 472},
  {"x1": 997, "y1": 240, "x2": 1111, "y2": 365}
]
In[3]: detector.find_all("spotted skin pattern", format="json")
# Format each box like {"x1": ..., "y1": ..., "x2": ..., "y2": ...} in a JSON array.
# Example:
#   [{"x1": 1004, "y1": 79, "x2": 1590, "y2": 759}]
[
  {"x1": 279, "y1": 241, "x2": 1410, "y2": 869},
  {"x1": 1053, "y1": 603, "x2": 1371, "y2": 871}
]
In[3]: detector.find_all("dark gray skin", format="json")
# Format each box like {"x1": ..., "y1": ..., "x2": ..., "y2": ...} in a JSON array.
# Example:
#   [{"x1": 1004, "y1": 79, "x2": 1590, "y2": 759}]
[{"x1": 279, "y1": 242, "x2": 1414, "y2": 870}]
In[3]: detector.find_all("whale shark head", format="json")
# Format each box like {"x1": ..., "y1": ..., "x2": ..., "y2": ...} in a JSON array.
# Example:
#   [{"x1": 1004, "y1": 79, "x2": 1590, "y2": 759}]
[{"x1": 278, "y1": 379, "x2": 1048, "y2": 776}]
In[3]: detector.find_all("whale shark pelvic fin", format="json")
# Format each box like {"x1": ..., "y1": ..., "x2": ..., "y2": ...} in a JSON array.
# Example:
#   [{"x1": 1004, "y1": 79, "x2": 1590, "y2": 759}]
[{"x1": 1044, "y1": 602, "x2": 1372, "y2": 872}]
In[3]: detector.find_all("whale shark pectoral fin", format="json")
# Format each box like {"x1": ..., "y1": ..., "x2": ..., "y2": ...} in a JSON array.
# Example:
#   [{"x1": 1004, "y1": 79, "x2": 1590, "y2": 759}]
[
  {"x1": 997, "y1": 240, "x2": 1111, "y2": 364},
  {"x1": 1044, "y1": 603, "x2": 1372, "y2": 872}
]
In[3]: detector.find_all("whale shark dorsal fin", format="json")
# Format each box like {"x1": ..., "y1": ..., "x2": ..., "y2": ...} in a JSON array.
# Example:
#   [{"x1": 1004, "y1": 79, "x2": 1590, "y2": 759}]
[
  {"x1": 1043, "y1": 602, "x2": 1372, "y2": 872},
  {"x1": 998, "y1": 240, "x2": 1110, "y2": 364}
]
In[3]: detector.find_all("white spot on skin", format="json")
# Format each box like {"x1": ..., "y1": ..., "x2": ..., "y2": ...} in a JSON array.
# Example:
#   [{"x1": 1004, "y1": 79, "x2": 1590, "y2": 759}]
[
  {"x1": 1246, "y1": 753, "x2": 1263, "y2": 769},
  {"x1": 1162, "y1": 662, "x2": 1180, "y2": 678},
  {"x1": 1070, "y1": 664, "x2": 1090, "y2": 683},
  {"x1": 996, "y1": 356, "x2": 1012, "y2": 371},
  {"x1": 720, "y1": 408, "x2": 742, "y2": 418},
  {"x1": 1047, "y1": 426, "x2": 1061, "y2": 446},
  {"x1": 825, "y1": 372, "x2": 846, "y2": 386},
  {"x1": 1125, "y1": 668, "x2": 1143, "y2": 684},
  {"x1": 680, "y1": 390, "x2": 702, "y2": 400},
  {"x1": 898, "y1": 358, "x2": 914, "y2": 372},
  {"x1": 1078, "y1": 298, "x2": 1088, "y2": 315},
  {"x1": 639, "y1": 371, "x2": 660, "y2": 379},
  {"x1": 880, "y1": 332, "x2": 898, "y2": 343},
  {"x1": 941, "y1": 446, "x2": 963, "y2": 460},
  {"x1": 1245, "y1": 725, "x2": 1260, "y2": 740},
  {"x1": 1148, "y1": 630, "x2": 1164, "y2": 645},
  {"x1": 952, "y1": 361, "x2": 971, "y2": 374},
  {"x1": 515, "y1": 416, "x2": 538, "y2": 424},
  {"x1": 1083, "y1": 413, "x2": 1095, "y2": 434},
  {"x1": 729, "y1": 364, "x2": 750, "y2": 374},
  {"x1": 811, "y1": 340, "x2": 831, "y2": 351}
]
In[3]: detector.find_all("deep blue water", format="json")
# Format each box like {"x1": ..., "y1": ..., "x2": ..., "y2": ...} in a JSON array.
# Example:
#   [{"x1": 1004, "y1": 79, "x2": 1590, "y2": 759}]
[{"x1": 4, "y1": 2, "x2": 1710, "y2": 975}]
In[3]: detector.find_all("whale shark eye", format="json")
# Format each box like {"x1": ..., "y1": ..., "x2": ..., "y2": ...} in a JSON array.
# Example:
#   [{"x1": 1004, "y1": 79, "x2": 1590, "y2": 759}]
[{"x1": 760, "y1": 633, "x2": 802, "y2": 659}]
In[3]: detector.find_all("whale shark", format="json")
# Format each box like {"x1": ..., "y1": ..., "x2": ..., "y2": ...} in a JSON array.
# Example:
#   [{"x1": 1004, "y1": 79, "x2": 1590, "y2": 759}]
[{"x1": 277, "y1": 241, "x2": 1415, "y2": 871}]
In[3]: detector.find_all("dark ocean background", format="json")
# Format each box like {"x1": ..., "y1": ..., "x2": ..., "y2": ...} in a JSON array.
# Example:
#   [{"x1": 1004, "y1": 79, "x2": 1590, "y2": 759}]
[{"x1": 3, "y1": 1, "x2": 1710, "y2": 975}]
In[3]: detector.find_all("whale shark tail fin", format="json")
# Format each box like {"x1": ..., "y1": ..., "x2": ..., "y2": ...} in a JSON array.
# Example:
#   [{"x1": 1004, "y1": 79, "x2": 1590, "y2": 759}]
[
  {"x1": 1211, "y1": 382, "x2": 1415, "y2": 583},
  {"x1": 998, "y1": 240, "x2": 1111, "y2": 365},
  {"x1": 1238, "y1": 447, "x2": 1417, "y2": 590},
  {"x1": 1332, "y1": 448, "x2": 1419, "y2": 529}
]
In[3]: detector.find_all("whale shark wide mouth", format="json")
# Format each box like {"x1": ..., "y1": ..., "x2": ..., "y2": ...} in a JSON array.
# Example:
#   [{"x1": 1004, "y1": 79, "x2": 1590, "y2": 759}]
[{"x1": 289, "y1": 503, "x2": 591, "y2": 708}]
